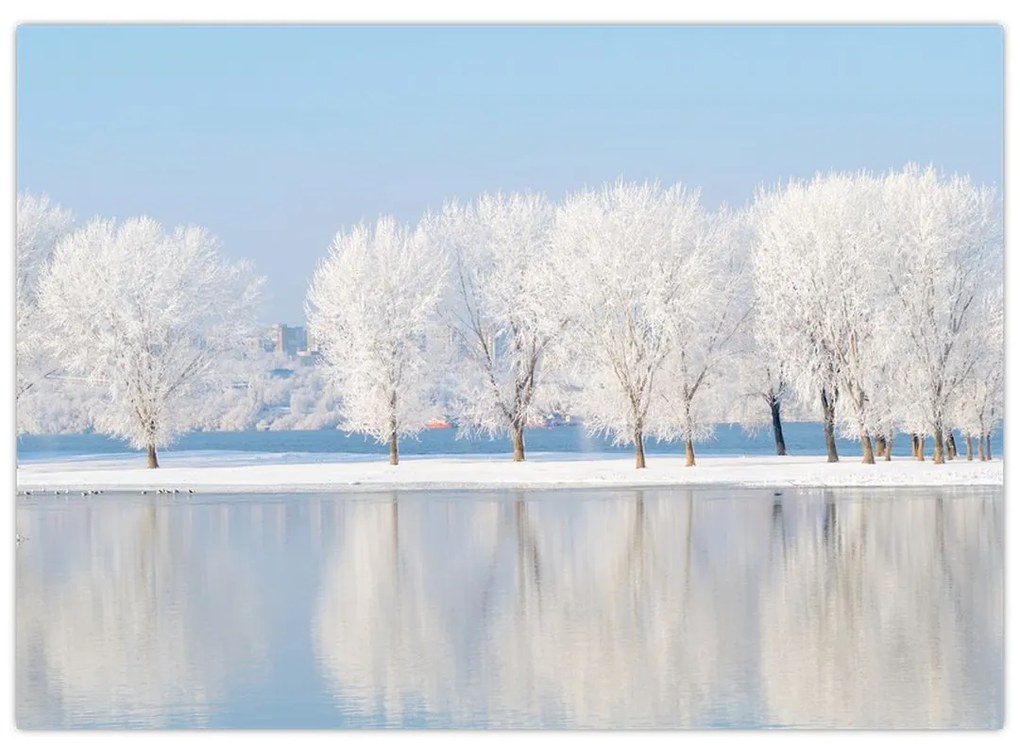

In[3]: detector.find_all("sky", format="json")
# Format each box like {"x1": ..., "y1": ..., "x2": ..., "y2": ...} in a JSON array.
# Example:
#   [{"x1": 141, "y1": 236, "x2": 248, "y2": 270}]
[{"x1": 16, "y1": 25, "x2": 1003, "y2": 325}]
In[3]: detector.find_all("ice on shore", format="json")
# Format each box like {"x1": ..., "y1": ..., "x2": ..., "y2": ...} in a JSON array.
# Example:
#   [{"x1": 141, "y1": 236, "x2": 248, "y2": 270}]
[{"x1": 15, "y1": 452, "x2": 1003, "y2": 494}]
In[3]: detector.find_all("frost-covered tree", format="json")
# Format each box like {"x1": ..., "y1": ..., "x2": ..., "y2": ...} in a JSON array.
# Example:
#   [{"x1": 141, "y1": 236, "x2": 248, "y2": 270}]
[
  {"x1": 754, "y1": 172, "x2": 888, "y2": 464},
  {"x1": 652, "y1": 208, "x2": 752, "y2": 466},
  {"x1": 16, "y1": 193, "x2": 74, "y2": 417},
  {"x1": 881, "y1": 165, "x2": 1002, "y2": 464},
  {"x1": 732, "y1": 321, "x2": 793, "y2": 457},
  {"x1": 422, "y1": 192, "x2": 562, "y2": 461},
  {"x1": 306, "y1": 217, "x2": 444, "y2": 465},
  {"x1": 551, "y1": 181, "x2": 705, "y2": 469},
  {"x1": 952, "y1": 284, "x2": 1003, "y2": 462},
  {"x1": 38, "y1": 217, "x2": 262, "y2": 467},
  {"x1": 865, "y1": 353, "x2": 904, "y2": 462}
]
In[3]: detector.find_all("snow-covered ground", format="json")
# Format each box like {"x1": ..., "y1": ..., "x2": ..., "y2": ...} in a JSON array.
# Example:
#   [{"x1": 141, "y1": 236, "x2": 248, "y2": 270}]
[{"x1": 15, "y1": 451, "x2": 1003, "y2": 494}]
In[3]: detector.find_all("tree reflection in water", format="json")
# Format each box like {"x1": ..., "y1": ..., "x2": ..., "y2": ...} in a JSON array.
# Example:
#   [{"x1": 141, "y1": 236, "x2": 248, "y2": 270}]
[
  {"x1": 16, "y1": 488, "x2": 1002, "y2": 729},
  {"x1": 311, "y1": 489, "x2": 1002, "y2": 728},
  {"x1": 16, "y1": 498, "x2": 268, "y2": 728}
]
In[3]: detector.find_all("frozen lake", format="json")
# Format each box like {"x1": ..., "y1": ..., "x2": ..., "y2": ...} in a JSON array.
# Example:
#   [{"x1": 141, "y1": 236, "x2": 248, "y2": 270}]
[{"x1": 16, "y1": 486, "x2": 1003, "y2": 729}]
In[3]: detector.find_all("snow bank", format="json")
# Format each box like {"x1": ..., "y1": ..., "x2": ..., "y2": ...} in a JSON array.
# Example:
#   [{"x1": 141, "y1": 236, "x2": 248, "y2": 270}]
[{"x1": 15, "y1": 452, "x2": 1003, "y2": 494}]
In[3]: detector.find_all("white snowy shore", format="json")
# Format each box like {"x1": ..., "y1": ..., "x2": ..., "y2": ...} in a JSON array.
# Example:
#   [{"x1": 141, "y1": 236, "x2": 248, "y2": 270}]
[{"x1": 15, "y1": 452, "x2": 1003, "y2": 494}]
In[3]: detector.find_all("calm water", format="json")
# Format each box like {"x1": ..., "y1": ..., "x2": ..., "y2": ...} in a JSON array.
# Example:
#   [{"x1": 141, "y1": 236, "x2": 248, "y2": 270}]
[
  {"x1": 14, "y1": 422, "x2": 1005, "y2": 462},
  {"x1": 16, "y1": 487, "x2": 1002, "y2": 729}
]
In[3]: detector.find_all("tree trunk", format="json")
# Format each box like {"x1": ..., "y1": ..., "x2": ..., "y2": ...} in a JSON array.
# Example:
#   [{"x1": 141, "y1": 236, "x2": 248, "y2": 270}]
[
  {"x1": 874, "y1": 435, "x2": 886, "y2": 458},
  {"x1": 860, "y1": 433, "x2": 875, "y2": 464},
  {"x1": 821, "y1": 388, "x2": 839, "y2": 462},
  {"x1": 946, "y1": 431, "x2": 957, "y2": 460},
  {"x1": 917, "y1": 434, "x2": 926, "y2": 462},
  {"x1": 933, "y1": 429, "x2": 945, "y2": 465},
  {"x1": 985, "y1": 433, "x2": 993, "y2": 461},
  {"x1": 634, "y1": 427, "x2": 646, "y2": 469},
  {"x1": 910, "y1": 433, "x2": 919, "y2": 459},
  {"x1": 978, "y1": 435, "x2": 987, "y2": 461},
  {"x1": 389, "y1": 431, "x2": 399, "y2": 466},
  {"x1": 512, "y1": 425, "x2": 525, "y2": 462},
  {"x1": 966, "y1": 436, "x2": 974, "y2": 461},
  {"x1": 146, "y1": 443, "x2": 159, "y2": 469},
  {"x1": 684, "y1": 437, "x2": 695, "y2": 467},
  {"x1": 884, "y1": 431, "x2": 893, "y2": 461},
  {"x1": 770, "y1": 399, "x2": 787, "y2": 456},
  {"x1": 388, "y1": 392, "x2": 399, "y2": 465}
]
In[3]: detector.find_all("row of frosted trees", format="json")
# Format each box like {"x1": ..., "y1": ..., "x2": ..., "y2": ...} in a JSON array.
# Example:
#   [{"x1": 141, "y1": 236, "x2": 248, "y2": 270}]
[
  {"x1": 307, "y1": 165, "x2": 1002, "y2": 468},
  {"x1": 16, "y1": 163, "x2": 1002, "y2": 469}
]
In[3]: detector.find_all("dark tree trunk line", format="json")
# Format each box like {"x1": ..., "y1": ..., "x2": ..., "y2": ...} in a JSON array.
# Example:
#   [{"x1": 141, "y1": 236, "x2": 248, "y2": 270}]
[
  {"x1": 143, "y1": 415, "x2": 159, "y2": 468},
  {"x1": 821, "y1": 388, "x2": 839, "y2": 463},
  {"x1": 634, "y1": 424, "x2": 646, "y2": 469},
  {"x1": 388, "y1": 390, "x2": 399, "y2": 466},
  {"x1": 770, "y1": 398, "x2": 787, "y2": 456},
  {"x1": 507, "y1": 344, "x2": 539, "y2": 463},
  {"x1": 965, "y1": 436, "x2": 974, "y2": 461},
  {"x1": 946, "y1": 431, "x2": 957, "y2": 460},
  {"x1": 681, "y1": 398, "x2": 697, "y2": 467}
]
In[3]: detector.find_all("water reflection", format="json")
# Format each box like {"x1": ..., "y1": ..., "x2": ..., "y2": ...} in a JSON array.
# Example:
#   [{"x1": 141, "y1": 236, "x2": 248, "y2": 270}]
[
  {"x1": 311, "y1": 489, "x2": 1002, "y2": 729},
  {"x1": 17, "y1": 488, "x2": 1002, "y2": 729},
  {"x1": 759, "y1": 492, "x2": 1003, "y2": 728},
  {"x1": 16, "y1": 498, "x2": 268, "y2": 728}
]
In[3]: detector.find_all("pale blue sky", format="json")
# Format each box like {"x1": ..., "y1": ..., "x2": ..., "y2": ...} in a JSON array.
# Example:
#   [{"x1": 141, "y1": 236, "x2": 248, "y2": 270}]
[{"x1": 17, "y1": 25, "x2": 1003, "y2": 324}]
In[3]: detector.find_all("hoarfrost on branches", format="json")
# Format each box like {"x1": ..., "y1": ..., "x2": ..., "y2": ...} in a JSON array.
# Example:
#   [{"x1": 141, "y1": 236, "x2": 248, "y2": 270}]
[
  {"x1": 953, "y1": 287, "x2": 1003, "y2": 461},
  {"x1": 754, "y1": 172, "x2": 889, "y2": 464},
  {"x1": 551, "y1": 181, "x2": 706, "y2": 469},
  {"x1": 19, "y1": 165, "x2": 1003, "y2": 469},
  {"x1": 16, "y1": 193, "x2": 74, "y2": 419},
  {"x1": 880, "y1": 165, "x2": 1002, "y2": 463},
  {"x1": 422, "y1": 192, "x2": 563, "y2": 461},
  {"x1": 37, "y1": 217, "x2": 263, "y2": 467},
  {"x1": 306, "y1": 217, "x2": 445, "y2": 465},
  {"x1": 730, "y1": 313, "x2": 794, "y2": 457},
  {"x1": 651, "y1": 207, "x2": 753, "y2": 466}
]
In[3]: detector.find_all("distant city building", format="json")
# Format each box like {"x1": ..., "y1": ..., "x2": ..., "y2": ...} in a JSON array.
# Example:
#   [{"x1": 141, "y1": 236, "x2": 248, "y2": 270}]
[
  {"x1": 263, "y1": 323, "x2": 322, "y2": 361},
  {"x1": 272, "y1": 323, "x2": 308, "y2": 357}
]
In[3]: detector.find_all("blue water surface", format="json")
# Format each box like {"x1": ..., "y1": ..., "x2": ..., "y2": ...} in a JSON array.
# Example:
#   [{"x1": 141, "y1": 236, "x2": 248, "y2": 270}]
[
  {"x1": 15, "y1": 422, "x2": 1003, "y2": 462},
  {"x1": 16, "y1": 486, "x2": 1003, "y2": 729}
]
